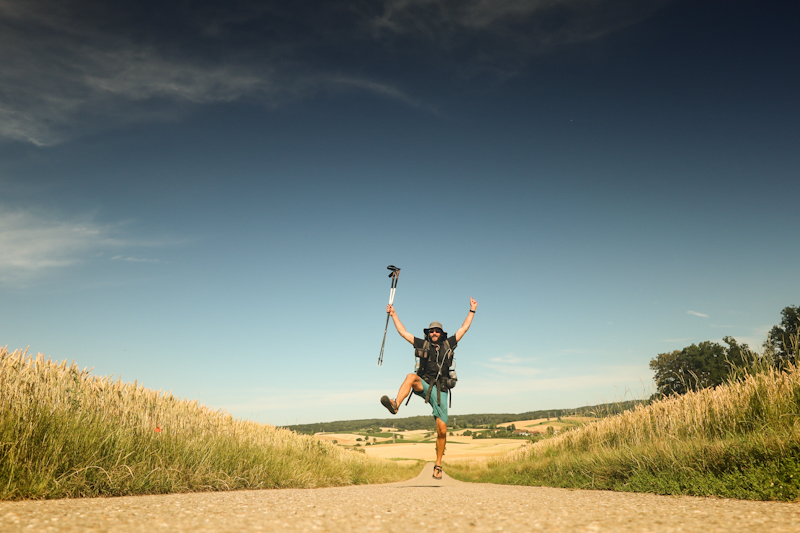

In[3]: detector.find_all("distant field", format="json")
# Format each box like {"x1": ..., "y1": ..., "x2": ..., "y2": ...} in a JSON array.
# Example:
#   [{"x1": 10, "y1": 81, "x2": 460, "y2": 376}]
[
  {"x1": 364, "y1": 436, "x2": 526, "y2": 462},
  {"x1": 312, "y1": 415, "x2": 616, "y2": 461},
  {"x1": 497, "y1": 416, "x2": 593, "y2": 432},
  {"x1": 314, "y1": 425, "x2": 531, "y2": 461},
  {"x1": 312, "y1": 416, "x2": 606, "y2": 460}
]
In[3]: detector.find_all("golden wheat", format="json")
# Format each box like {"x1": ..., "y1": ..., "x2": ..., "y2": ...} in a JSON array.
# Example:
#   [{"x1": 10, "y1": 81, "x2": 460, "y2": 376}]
[
  {"x1": 489, "y1": 362, "x2": 800, "y2": 466},
  {"x1": 447, "y1": 356, "x2": 800, "y2": 499},
  {"x1": 0, "y1": 348, "x2": 421, "y2": 500}
]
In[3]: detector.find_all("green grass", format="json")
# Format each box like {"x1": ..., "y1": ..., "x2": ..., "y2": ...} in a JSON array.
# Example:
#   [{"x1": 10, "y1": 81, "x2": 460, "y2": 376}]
[
  {"x1": 447, "y1": 353, "x2": 800, "y2": 501},
  {"x1": 449, "y1": 433, "x2": 800, "y2": 500},
  {"x1": 0, "y1": 348, "x2": 424, "y2": 501}
]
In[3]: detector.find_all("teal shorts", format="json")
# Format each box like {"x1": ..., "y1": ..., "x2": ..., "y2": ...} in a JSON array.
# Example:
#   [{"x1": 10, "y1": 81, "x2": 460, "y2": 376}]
[{"x1": 414, "y1": 379, "x2": 448, "y2": 424}]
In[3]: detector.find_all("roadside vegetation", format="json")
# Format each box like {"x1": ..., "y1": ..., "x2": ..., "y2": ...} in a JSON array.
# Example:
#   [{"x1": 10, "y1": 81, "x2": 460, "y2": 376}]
[
  {"x1": 0, "y1": 348, "x2": 423, "y2": 501},
  {"x1": 448, "y1": 331, "x2": 800, "y2": 501}
]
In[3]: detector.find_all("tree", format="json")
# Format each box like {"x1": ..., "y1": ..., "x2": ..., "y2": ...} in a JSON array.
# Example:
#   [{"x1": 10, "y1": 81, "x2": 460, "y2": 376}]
[
  {"x1": 722, "y1": 336, "x2": 750, "y2": 368},
  {"x1": 766, "y1": 305, "x2": 800, "y2": 365},
  {"x1": 650, "y1": 338, "x2": 750, "y2": 397}
]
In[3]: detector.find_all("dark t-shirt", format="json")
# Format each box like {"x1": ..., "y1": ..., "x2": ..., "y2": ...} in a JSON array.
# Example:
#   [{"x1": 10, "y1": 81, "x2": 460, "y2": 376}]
[{"x1": 413, "y1": 336, "x2": 458, "y2": 384}]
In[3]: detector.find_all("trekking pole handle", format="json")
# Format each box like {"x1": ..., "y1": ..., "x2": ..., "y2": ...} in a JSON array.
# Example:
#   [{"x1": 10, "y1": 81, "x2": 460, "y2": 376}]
[{"x1": 379, "y1": 265, "x2": 400, "y2": 366}]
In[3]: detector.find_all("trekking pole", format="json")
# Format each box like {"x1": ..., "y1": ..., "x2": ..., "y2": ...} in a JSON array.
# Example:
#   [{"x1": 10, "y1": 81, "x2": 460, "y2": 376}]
[{"x1": 378, "y1": 265, "x2": 400, "y2": 366}]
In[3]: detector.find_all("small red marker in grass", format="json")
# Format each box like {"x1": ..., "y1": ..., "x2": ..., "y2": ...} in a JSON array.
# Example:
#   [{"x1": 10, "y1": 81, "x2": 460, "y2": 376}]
[{"x1": 154, "y1": 426, "x2": 161, "y2": 433}]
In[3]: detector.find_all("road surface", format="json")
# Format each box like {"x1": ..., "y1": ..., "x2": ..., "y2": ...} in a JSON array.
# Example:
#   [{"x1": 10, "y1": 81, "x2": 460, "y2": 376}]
[{"x1": 1, "y1": 463, "x2": 798, "y2": 532}]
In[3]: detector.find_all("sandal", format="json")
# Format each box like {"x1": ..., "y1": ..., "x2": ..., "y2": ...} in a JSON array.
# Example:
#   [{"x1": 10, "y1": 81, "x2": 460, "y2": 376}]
[
  {"x1": 380, "y1": 395, "x2": 398, "y2": 415},
  {"x1": 432, "y1": 465, "x2": 443, "y2": 480}
]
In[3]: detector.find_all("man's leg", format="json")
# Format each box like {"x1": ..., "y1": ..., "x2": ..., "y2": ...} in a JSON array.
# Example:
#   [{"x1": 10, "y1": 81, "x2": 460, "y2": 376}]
[
  {"x1": 435, "y1": 416, "x2": 447, "y2": 468},
  {"x1": 394, "y1": 373, "x2": 423, "y2": 411}
]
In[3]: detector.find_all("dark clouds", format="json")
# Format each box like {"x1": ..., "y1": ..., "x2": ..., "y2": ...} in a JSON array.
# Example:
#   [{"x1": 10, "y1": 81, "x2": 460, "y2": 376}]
[{"x1": 0, "y1": 0, "x2": 677, "y2": 145}]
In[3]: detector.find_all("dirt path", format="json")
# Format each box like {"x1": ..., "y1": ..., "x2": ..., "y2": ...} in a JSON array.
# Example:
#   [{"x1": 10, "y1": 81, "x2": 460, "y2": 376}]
[{"x1": 1, "y1": 464, "x2": 798, "y2": 532}]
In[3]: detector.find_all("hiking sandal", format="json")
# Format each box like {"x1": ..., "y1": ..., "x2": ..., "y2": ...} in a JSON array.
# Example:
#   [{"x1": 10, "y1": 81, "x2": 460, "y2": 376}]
[
  {"x1": 432, "y1": 465, "x2": 443, "y2": 480},
  {"x1": 380, "y1": 395, "x2": 398, "y2": 415}
]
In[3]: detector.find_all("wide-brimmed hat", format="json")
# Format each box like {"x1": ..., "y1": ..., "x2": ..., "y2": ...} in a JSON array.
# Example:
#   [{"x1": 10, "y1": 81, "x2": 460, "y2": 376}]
[{"x1": 424, "y1": 321, "x2": 446, "y2": 337}]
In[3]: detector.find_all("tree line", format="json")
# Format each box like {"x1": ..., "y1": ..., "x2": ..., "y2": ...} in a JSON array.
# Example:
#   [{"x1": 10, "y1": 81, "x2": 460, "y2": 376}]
[
  {"x1": 284, "y1": 401, "x2": 646, "y2": 434},
  {"x1": 650, "y1": 305, "x2": 799, "y2": 397}
]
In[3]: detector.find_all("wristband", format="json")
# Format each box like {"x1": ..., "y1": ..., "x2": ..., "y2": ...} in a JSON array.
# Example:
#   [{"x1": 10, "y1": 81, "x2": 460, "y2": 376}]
[{"x1": 469, "y1": 310, "x2": 475, "y2": 313}]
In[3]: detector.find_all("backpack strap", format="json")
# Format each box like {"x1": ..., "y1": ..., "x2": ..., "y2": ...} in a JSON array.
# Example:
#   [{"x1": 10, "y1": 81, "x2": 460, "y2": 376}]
[
  {"x1": 415, "y1": 340, "x2": 431, "y2": 359},
  {"x1": 442, "y1": 340, "x2": 454, "y2": 408},
  {"x1": 424, "y1": 377, "x2": 434, "y2": 404},
  {"x1": 423, "y1": 377, "x2": 443, "y2": 406}
]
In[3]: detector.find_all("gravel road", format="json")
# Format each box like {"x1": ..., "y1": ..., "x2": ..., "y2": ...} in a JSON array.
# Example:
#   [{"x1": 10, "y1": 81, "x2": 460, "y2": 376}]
[{"x1": 1, "y1": 463, "x2": 798, "y2": 532}]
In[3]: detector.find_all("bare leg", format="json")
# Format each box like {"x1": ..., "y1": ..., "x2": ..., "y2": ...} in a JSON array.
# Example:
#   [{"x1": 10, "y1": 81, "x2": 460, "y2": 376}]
[
  {"x1": 394, "y1": 373, "x2": 423, "y2": 411},
  {"x1": 435, "y1": 417, "x2": 447, "y2": 467}
]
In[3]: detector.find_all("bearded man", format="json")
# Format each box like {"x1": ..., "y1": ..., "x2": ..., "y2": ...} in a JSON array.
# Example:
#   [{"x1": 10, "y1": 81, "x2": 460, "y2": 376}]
[{"x1": 380, "y1": 297, "x2": 477, "y2": 480}]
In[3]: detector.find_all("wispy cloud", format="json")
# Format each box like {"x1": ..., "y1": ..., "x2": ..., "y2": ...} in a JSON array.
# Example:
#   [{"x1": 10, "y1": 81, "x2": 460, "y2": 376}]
[
  {"x1": 0, "y1": 208, "x2": 165, "y2": 286},
  {"x1": 0, "y1": 0, "x2": 672, "y2": 145},
  {"x1": 325, "y1": 76, "x2": 438, "y2": 114},
  {"x1": 0, "y1": 1, "x2": 428, "y2": 146},
  {"x1": 489, "y1": 354, "x2": 525, "y2": 364},
  {"x1": 558, "y1": 348, "x2": 597, "y2": 355},
  {"x1": 221, "y1": 388, "x2": 385, "y2": 414},
  {"x1": 458, "y1": 365, "x2": 651, "y2": 397},
  {"x1": 480, "y1": 352, "x2": 542, "y2": 376},
  {"x1": 0, "y1": 40, "x2": 416, "y2": 146},
  {"x1": 478, "y1": 363, "x2": 543, "y2": 377},
  {"x1": 372, "y1": 0, "x2": 670, "y2": 35},
  {"x1": 111, "y1": 255, "x2": 161, "y2": 264},
  {"x1": 687, "y1": 310, "x2": 709, "y2": 318},
  {"x1": 368, "y1": 0, "x2": 673, "y2": 74}
]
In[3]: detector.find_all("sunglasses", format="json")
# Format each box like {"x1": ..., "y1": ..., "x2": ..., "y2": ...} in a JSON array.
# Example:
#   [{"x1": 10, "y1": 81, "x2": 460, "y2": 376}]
[{"x1": 429, "y1": 328, "x2": 443, "y2": 334}]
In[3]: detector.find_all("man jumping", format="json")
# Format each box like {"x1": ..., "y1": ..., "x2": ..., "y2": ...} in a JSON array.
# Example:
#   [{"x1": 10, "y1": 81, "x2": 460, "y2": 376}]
[{"x1": 380, "y1": 297, "x2": 477, "y2": 480}]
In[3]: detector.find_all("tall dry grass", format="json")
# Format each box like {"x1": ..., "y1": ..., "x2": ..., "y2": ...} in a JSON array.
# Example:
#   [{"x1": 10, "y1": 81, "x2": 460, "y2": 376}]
[
  {"x1": 0, "y1": 348, "x2": 421, "y2": 501},
  {"x1": 448, "y1": 349, "x2": 800, "y2": 500}
]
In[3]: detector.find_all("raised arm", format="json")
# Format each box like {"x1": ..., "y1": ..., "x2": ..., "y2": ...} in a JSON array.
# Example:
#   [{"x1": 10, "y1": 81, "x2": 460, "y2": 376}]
[
  {"x1": 455, "y1": 297, "x2": 478, "y2": 342},
  {"x1": 387, "y1": 304, "x2": 415, "y2": 344}
]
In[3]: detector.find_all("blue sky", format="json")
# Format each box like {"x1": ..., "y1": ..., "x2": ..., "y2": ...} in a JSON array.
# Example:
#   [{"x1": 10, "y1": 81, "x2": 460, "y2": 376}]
[{"x1": 1, "y1": 0, "x2": 798, "y2": 425}]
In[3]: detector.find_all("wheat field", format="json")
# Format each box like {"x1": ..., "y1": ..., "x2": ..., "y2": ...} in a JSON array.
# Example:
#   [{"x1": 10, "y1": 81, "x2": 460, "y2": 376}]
[
  {"x1": 0, "y1": 348, "x2": 422, "y2": 501},
  {"x1": 448, "y1": 358, "x2": 800, "y2": 500}
]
